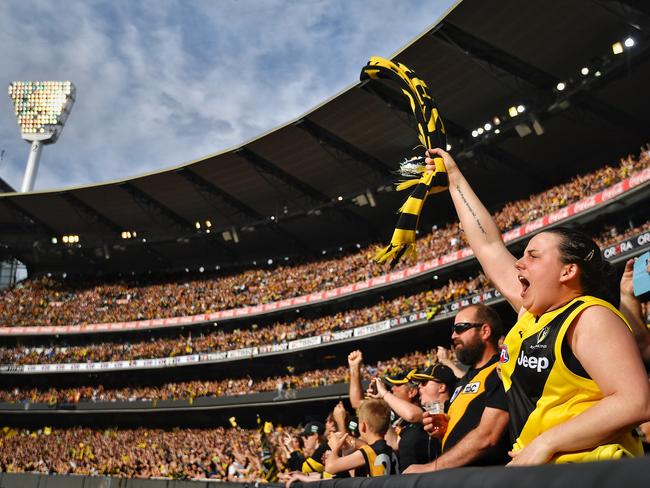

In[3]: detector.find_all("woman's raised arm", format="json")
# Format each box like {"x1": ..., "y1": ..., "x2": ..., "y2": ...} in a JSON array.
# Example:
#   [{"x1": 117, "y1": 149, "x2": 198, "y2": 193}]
[{"x1": 426, "y1": 148, "x2": 522, "y2": 312}]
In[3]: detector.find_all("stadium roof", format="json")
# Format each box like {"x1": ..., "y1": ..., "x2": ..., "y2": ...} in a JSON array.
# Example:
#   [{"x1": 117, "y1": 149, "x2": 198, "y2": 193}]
[{"x1": 1, "y1": 0, "x2": 649, "y2": 275}]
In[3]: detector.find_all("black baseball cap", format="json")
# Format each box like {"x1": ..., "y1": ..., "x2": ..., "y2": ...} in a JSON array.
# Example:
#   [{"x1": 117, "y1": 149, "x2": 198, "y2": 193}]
[
  {"x1": 410, "y1": 364, "x2": 457, "y2": 392},
  {"x1": 382, "y1": 368, "x2": 417, "y2": 387},
  {"x1": 301, "y1": 421, "x2": 325, "y2": 437}
]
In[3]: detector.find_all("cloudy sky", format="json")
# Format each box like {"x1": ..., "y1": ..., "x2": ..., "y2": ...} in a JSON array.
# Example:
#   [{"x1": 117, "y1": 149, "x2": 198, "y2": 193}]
[{"x1": 0, "y1": 0, "x2": 456, "y2": 192}]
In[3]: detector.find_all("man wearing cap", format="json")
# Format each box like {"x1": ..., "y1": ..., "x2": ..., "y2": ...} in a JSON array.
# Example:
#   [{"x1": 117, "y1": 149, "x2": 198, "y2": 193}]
[
  {"x1": 350, "y1": 350, "x2": 432, "y2": 470},
  {"x1": 377, "y1": 363, "x2": 457, "y2": 464},
  {"x1": 283, "y1": 421, "x2": 329, "y2": 487},
  {"x1": 404, "y1": 304, "x2": 510, "y2": 472},
  {"x1": 410, "y1": 363, "x2": 458, "y2": 406},
  {"x1": 299, "y1": 421, "x2": 328, "y2": 474}
]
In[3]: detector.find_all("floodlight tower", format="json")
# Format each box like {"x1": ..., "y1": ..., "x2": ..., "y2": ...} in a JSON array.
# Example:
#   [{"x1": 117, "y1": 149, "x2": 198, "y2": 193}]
[{"x1": 8, "y1": 81, "x2": 76, "y2": 192}]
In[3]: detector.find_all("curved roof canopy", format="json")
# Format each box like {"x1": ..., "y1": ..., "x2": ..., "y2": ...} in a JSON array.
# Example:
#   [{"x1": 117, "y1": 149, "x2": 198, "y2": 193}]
[{"x1": 1, "y1": 0, "x2": 649, "y2": 274}]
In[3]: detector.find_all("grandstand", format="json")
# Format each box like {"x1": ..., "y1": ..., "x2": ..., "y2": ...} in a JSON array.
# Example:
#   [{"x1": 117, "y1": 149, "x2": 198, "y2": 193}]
[{"x1": 0, "y1": 0, "x2": 649, "y2": 486}]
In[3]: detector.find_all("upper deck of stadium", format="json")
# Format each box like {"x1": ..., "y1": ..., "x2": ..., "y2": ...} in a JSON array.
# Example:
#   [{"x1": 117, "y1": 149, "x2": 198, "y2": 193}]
[{"x1": 1, "y1": 0, "x2": 649, "y2": 275}]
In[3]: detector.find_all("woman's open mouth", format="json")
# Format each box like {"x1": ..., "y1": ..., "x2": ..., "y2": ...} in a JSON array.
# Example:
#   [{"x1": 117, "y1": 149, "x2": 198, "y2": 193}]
[{"x1": 518, "y1": 275, "x2": 530, "y2": 297}]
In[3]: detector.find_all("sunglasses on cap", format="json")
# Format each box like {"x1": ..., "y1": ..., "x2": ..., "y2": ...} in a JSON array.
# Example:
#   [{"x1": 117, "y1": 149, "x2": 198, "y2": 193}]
[{"x1": 452, "y1": 322, "x2": 484, "y2": 334}]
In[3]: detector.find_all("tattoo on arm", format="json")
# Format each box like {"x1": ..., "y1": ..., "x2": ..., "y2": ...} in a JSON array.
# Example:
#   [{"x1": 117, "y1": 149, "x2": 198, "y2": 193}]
[{"x1": 456, "y1": 185, "x2": 487, "y2": 235}]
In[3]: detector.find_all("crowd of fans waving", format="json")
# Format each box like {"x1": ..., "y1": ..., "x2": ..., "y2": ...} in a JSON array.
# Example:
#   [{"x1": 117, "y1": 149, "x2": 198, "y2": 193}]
[
  {"x1": 0, "y1": 347, "x2": 461, "y2": 479},
  {"x1": 0, "y1": 424, "x2": 279, "y2": 480}
]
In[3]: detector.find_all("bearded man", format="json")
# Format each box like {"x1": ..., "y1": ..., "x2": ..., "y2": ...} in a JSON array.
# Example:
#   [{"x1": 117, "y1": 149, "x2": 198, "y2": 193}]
[{"x1": 405, "y1": 304, "x2": 510, "y2": 472}]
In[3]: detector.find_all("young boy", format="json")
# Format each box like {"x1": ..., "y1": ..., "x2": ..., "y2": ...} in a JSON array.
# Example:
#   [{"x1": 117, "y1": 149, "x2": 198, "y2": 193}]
[{"x1": 325, "y1": 399, "x2": 399, "y2": 476}]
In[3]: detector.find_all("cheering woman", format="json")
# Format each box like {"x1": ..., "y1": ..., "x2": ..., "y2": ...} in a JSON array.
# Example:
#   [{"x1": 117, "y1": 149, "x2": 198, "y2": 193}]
[{"x1": 425, "y1": 148, "x2": 650, "y2": 464}]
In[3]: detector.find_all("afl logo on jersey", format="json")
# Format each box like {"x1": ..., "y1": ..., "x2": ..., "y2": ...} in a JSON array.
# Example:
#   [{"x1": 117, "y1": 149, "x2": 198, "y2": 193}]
[
  {"x1": 499, "y1": 344, "x2": 509, "y2": 363},
  {"x1": 537, "y1": 326, "x2": 551, "y2": 344}
]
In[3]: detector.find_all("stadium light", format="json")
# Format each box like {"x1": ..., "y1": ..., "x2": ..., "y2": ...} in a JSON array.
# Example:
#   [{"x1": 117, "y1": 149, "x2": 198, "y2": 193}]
[
  {"x1": 61, "y1": 234, "x2": 79, "y2": 244},
  {"x1": 8, "y1": 81, "x2": 76, "y2": 192},
  {"x1": 624, "y1": 37, "x2": 635, "y2": 48},
  {"x1": 556, "y1": 82, "x2": 566, "y2": 91},
  {"x1": 508, "y1": 106, "x2": 518, "y2": 117},
  {"x1": 612, "y1": 41, "x2": 624, "y2": 55},
  {"x1": 580, "y1": 67, "x2": 589, "y2": 76}
]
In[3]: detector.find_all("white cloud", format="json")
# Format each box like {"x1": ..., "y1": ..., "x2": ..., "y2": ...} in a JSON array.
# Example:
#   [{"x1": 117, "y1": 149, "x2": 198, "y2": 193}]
[{"x1": 0, "y1": 0, "x2": 454, "y2": 191}]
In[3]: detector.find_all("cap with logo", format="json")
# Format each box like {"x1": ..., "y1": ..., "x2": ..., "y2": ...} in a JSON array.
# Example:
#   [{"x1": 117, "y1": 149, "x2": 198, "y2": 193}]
[
  {"x1": 382, "y1": 368, "x2": 417, "y2": 388},
  {"x1": 301, "y1": 421, "x2": 325, "y2": 437},
  {"x1": 410, "y1": 364, "x2": 457, "y2": 392}
]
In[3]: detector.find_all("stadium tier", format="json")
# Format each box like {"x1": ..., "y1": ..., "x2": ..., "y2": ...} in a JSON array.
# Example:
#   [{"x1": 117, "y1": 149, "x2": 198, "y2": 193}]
[
  {"x1": 0, "y1": 151, "x2": 648, "y2": 333},
  {"x1": 1, "y1": 0, "x2": 650, "y2": 485}
]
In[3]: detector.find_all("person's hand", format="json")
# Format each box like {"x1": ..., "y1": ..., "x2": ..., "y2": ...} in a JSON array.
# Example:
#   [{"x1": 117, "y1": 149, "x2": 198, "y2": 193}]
[
  {"x1": 421, "y1": 411, "x2": 438, "y2": 438},
  {"x1": 282, "y1": 433, "x2": 292, "y2": 449},
  {"x1": 327, "y1": 432, "x2": 348, "y2": 453},
  {"x1": 506, "y1": 437, "x2": 554, "y2": 466},
  {"x1": 285, "y1": 473, "x2": 300, "y2": 488},
  {"x1": 425, "y1": 148, "x2": 458, "y2": 176},
  {"x1": 375, "y1": 377, "x2": 389, "y2": 398},
  {"x1": 421, "y1": 410, "x2": 448, "y2": 439},
  {"x1": 620, "y1": 258, "x2": 636, "y2": 298},
  {"x1": 348, "y1": 350, "x2": 363, "y2": 369},
  {"x1": 333, "y1": 401, "x2": 347, "y2": 423},
  {"x1": 365, "y1": 378, "x2": 381, "y2": 399},
  {"x1": 436, "y1": 346, "x2": 451, "y2": 364},
  {"x1": 403, "y1": 461, "x2": 437, "y2": 474}
]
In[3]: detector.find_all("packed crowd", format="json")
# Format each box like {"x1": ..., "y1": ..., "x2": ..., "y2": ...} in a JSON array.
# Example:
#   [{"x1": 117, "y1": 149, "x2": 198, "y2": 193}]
[
  {"x1": 2, "y1": 215, "x2": 647, "y2": 367},
  {"x1": 0, "y1": 345, "x2": 465, "y2": 479},
  {"x1": 594, "y1": 220, "x2": 650, "y2": 249},
  {"x1": 1, "y1": 150, "x2": 647, "y2": 328},
  {"x1": 0, "y1": 274, "x2": 488, "y2": 366},
  {"x1": 0, "y1": 424, "x2": 281, "y2": 480},
  {"x1": 0, "y1": 348, "x2": 446, "y2": 405}
]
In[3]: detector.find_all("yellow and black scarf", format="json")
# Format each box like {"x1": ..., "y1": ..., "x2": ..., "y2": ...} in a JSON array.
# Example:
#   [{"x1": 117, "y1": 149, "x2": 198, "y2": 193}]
[{"x1": 360, "y1": 56, "x2": 448, "y2": 267}]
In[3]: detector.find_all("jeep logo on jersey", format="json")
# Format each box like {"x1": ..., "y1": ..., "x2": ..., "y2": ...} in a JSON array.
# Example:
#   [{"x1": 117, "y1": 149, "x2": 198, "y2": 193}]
[{"x1": 517, "y1": 351, "x2": 550, "y2": 372}]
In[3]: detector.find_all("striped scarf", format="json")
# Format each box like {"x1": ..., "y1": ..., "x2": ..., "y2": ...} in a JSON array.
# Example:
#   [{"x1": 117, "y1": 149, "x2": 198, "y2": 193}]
[{"x1": 360, "y1": 56, "x2": 448, "y2": 267}]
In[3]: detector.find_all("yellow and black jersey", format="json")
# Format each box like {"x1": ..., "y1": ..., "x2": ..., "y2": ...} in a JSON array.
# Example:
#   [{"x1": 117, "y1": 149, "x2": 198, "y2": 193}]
[
  {"x1": 359, "y1": 440, "x2": 399, "y2": 476},
  {"x1": 443, "y1": 354, "x2": 510, "y2": 465},
  {"x1": 301, "y1": 442, "x2": 327, "y2": 474},
  {"x1": 500, "y1": 296, "x2": 643, "y2": 463},
  {"x1": 302, "y1": 443, "x2": 341, "y2": 479}
]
